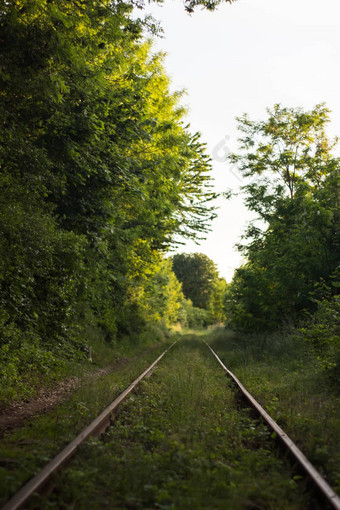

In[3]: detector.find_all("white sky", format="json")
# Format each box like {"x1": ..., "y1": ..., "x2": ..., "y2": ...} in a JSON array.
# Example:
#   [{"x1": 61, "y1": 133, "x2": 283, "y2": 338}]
[{"x1": 144, "y1": 0, "x2": 340, "y2": 281}]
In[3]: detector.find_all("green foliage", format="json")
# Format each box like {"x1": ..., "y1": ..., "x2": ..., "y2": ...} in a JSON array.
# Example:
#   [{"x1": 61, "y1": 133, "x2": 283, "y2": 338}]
[
  {"x1": 0, "y1": 334, "x2": 62, "y2": 403},
  {"x1": 0, "y1": 0, "x2": 217, "y2": 402},
  {"x1": 0, "y1": 197, "x2": 86, "y2": 342},
  {"x1": 178, "y1": 298, "x2": 212, "y2": 328},
  {"x1": 209, "y1": 277, "x2": 227, "y2": 323},
  {"x1": 226, "y1": 104, "x2": 340, "y2": 333},
  {"x1": 144, "y1": 259, "x2": 184, "y2": 327},
  {"x1": 297, "y1": 274, "x2": 340, "y2": 381},
  {"x1": 171, "y1": 253, "x2": 227, "y2": 325},
  {"x1": 209, "y1": 328, "x2": 340, "y2": 491},
  {"x1": 0, "y1": 340, "x2": 173, "y2": 505},
  {"x1": 123, "y1": 255, "x2": 185, "y2": 330},
  {"x1": 229, "y1": 103, "x2": 337, "y2": 201},
  {"x1": 172, "y1": 252, "x2": 219, "y2": 309}
]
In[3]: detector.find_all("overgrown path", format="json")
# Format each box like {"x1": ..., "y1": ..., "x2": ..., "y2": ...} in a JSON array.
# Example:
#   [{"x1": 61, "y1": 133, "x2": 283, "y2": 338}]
[
  {"x1": 46, "y1": 335, "x2": 314, "y2": 509},
  {"x1": 0, "y1": 343, "x2": 162, "y2": 435}
]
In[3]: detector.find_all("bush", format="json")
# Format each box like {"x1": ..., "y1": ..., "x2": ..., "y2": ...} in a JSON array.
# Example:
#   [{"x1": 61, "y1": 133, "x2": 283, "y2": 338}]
[
  {"x1": 178, "y1": 299, "x2": 212, "y2": 328},
  {"x1": 0, "y1": 317, "x2": 62, "y2": 403},
  {"x1": 298, "y1": 289, "x2": 340, "y2": 384}
]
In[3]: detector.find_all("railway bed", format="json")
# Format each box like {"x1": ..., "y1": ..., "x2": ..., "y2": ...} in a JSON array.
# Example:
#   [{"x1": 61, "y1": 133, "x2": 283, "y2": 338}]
[{"x1": 2, "y1": 337, "x2": 339, "y2": 510}]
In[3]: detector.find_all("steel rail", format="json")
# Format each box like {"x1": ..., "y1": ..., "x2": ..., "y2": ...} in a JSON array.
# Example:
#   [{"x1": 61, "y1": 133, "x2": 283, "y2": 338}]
[
  {"x1": 2, "y1": 340, "x2": 178, "y2": 510},
  {"x1": 204, "y1": 341, "x2": 340, "y2": 510}
]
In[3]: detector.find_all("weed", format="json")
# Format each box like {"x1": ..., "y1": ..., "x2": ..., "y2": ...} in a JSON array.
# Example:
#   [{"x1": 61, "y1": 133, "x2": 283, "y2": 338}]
[{"x1": 0, "y1": 340, "x2": 172, "y2": 507}]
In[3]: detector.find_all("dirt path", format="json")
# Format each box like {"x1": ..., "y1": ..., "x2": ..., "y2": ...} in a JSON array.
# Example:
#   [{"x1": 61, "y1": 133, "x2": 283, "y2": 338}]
[
  {"x1": 0, "y1": 364, "x2": 120, "y2": 434},
  {"x1": 0, "y1": 376, "x2": 81, "y2": 434},
  {"x1": 0, "y1": 344, "x2": 160, "y2": 434}
]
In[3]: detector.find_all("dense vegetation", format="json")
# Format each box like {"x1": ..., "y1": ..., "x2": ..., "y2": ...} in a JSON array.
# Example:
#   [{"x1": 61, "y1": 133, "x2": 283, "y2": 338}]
[
  {"x1": 225, "y1": 104, "x2": 340, "y2": 379},
  {"x1": 1, "y1": 0, "x2": 338, "y2": 471},
  {"x1": 0, "y1": 5, "x2": 339, "y2": 507},
  {"x1": 0, "y1": 0, "x2": 222, "y2": 402},
  {"x1": 208, "y1": 328, "x2": 340, "y2": 500},
  {"x1": 0, "y1": 339, "x2": 176, "y2": 506}
]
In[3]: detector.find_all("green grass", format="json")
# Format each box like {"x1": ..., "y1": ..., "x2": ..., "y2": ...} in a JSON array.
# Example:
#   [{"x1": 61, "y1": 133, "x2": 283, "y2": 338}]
[
  {"x1": 208, "y1": 327, "x2": 340, "y2": 495},
  {"x1": 40, "y1": 336, "x2": 313, "y2": 509},
  {"x1": 0, "y1": 336, "x2": 174, "y2": 507}
]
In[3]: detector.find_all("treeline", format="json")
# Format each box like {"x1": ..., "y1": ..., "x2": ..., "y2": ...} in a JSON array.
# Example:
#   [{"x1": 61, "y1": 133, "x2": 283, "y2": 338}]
[
  {"x1": 225, "y1": 104, "x2": 340, "y2": 377},
  {"x1": 0, "y1": 0, "x2": 219, "y2": 396},
  {"x1": 2, "y1": 1, "x2": 338, "y2": 399}
]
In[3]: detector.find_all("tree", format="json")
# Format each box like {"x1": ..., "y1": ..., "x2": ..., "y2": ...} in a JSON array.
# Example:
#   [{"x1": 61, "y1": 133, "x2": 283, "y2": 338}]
[
  {"x1": 226, "y1": 105, "x2": 340, "y2": 332},
  {"x1": 141, "y1": 258, "x2": 184, "y2": 327},
  {"x1": 209, "y1": 278, "x2": 227, "y2": 323},
  {"x1": 0, "y1": 0, "x2": 217, "y2": 355},
  {"x1": 229, "y1": 103, "x2": 337, "y2": 205},
  {"x1": 172, "y1": 253, "x2": 218, "y2": 309}
]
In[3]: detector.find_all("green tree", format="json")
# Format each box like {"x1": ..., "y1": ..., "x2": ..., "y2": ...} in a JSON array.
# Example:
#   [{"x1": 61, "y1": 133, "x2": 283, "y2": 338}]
[
  {"x1": 226, "y1": 105, "x2": 340, "y2": 332},
  {"x1": 0, "y1": 0, "x2": 217, "y2": 355},
  {"x1": 297, "y1": 270, "x2": 340, "y2": 382},
  {"x1": 172, "y1": 253, "x2": 219, "y2": 309},
  {"x1": 209, "y1": 278, "x2": 227, "y2": 323},
  {"x1": 229, "y1": 103, "x2": 337, "y2": 203},
  {"x1": 141, "y1": 258, "x2": 184, "y2": 327}
]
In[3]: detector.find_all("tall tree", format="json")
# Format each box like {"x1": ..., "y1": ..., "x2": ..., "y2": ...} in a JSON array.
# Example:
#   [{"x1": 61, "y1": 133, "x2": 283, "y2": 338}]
[
  {"x1": 226, "y1": 105, "x2": 340, "y2": 332},
  {"x1": 172, "y1": 253, "x2": 218, "y2": 309},
  {"x1": 229, "y1": 103, "x2": 337, "y2": 204}
]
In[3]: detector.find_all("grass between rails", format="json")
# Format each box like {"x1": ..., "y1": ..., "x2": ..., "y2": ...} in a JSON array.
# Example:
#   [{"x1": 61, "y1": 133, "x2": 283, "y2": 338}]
[
  {"x1": 208, "y1": 328, "x2": 340, "y2": 497},
  {"x1": 41, "y1": 336, "x2": 314, "y2": 509},
  {"x1": 0, "y1": 335, "x2": 175, "y2": 507}
]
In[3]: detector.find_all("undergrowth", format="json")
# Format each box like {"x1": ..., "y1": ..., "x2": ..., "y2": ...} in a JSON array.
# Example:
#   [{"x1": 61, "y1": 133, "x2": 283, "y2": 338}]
[{"x1": 0, "y1": 322, "x2": 170, "y2": 405}]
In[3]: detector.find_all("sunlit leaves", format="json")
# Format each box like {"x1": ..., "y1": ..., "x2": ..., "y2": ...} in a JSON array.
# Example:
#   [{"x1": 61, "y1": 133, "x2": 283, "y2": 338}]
[{"x1": 229, "y1": 104, "x2": 337, "y2": 201}]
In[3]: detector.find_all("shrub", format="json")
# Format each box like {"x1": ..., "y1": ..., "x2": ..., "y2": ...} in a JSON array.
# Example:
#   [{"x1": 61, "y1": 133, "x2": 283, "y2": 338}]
[{"x1": 298, "y1": 287, "x2": 340, "y2": 384}]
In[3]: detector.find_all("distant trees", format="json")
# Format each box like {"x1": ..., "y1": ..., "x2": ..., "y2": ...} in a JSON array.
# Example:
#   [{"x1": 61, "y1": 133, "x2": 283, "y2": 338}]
[
  {"x1": 209, "y1": 278, "x2": 228, "y2": 323},
  {"x1": 172, "y1": 253, "x2": 219, "y2": 309},
  {"x1": 171, "y1": 253, "x2": 227, "y2": 323},
  {"x1": 226, "y1": 104, "x2": 340, "y2": 332}
]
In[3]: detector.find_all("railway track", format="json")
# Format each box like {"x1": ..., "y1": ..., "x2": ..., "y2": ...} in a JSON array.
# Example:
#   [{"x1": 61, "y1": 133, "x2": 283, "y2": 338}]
[
  {"x1": 2, "y1": 341, "x2": 178, "y2": 510},
  {"x1": 204, "y1": 342, "x2": 340, "y2": 510},
  {"x1": 2, "y1": 338, "x2": 340, "y2": 510}
]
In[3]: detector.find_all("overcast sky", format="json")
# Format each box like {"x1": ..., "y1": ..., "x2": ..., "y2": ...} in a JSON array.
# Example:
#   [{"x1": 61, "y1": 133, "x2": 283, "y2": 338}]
[{"x1": 144, "y1": 0, "x2": 340, "y2": 280}]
